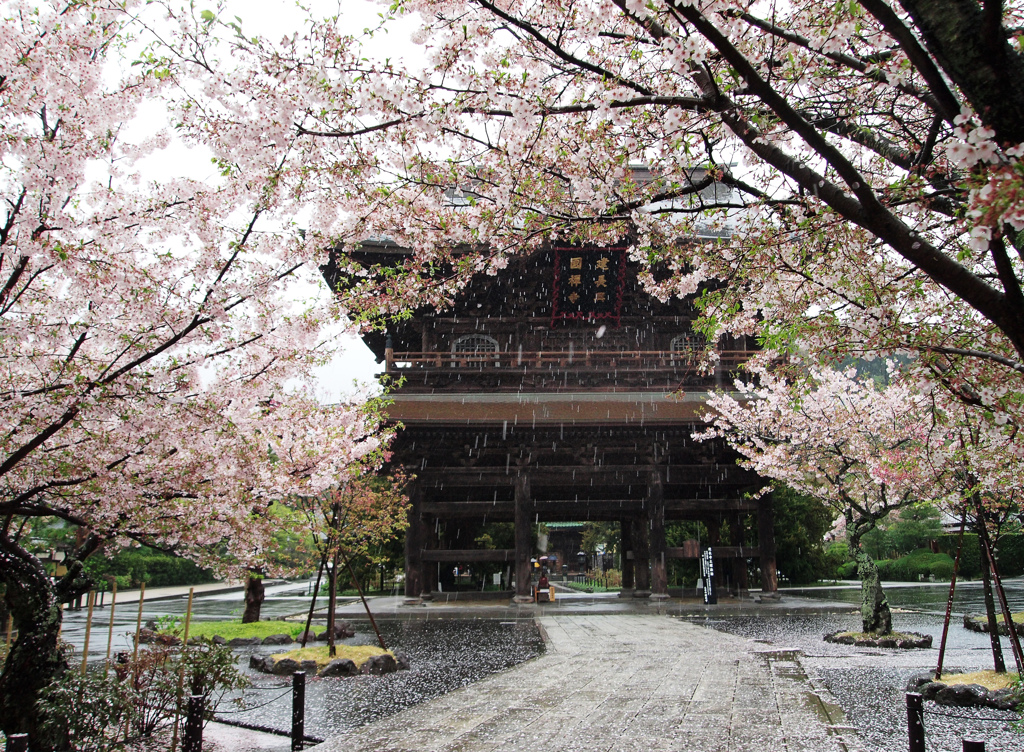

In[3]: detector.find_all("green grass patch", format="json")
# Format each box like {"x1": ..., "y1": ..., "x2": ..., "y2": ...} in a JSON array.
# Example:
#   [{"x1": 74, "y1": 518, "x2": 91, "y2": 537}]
[
  {"x1": 165, "y1": 620, "x2": 307, "y2": 641},
  {"x1": 936, "y1": 670, "x2": 1019, "y2": 691},
  {"x1": 269, "y1": 644, "x2": 390, "y2": 670}
]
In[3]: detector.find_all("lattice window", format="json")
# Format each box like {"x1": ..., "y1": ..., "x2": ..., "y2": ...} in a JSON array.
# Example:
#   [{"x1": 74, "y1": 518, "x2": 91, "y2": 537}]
[
  {"x1": 670, "y1": 333, "x2": 705, "y2": 363},
  {"x1": 452, "y1": 334, "x2": 499, "y2": 354},
  {"x1": 451, "y1": 334, "x2": 500, "y2": 366}
]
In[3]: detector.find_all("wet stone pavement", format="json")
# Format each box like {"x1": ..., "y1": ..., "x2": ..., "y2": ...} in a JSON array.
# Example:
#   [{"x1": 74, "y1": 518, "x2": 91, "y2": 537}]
[{"x1": 311, "y1": 614, "x2": 861, "y2": 752}]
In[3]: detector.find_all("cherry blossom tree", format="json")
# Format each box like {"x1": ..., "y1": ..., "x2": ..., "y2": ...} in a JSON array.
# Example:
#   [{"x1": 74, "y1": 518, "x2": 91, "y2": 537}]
[
  {"x1": 179, "y1": 0, "x2": 1024, "y2": 463},
  {"x1": 698, "y1": 361, "x2": 946, "y2": 634},
  {"x1": 114, "y1": 0, "x2": 1022, "y2": 458},
  {"x1": 118, "y1": 0, "x2": 1024, "y2": 608},
  {"x1": 9, "y1": 3, "x2": 1024, "y2": 739},
  {"x1": 0, "y1": 2, "x2": 393, "y2": 745}
]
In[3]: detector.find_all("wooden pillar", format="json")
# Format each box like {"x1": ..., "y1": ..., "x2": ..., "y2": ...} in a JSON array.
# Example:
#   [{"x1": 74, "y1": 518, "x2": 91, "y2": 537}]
[
  {"x1": 513, "y1": 473, "x2": 533, "y2": 603},
  {"x1": 403, "y1": 483, "x2": 424, "y2": 603},
  {"x1": 757, "y1": 493, "x2": 779, "y2": 598},
  {"x1": 730, "y1": 514, "x2": 749, "y2": 596},
  {"x1": 619, "y1": 518, "x2": 635, "y2": 597},
  {"x1": 422, "y1": 516, "x2": 439, "y2": 599},
  {"x1": 648, "y1": 471, "x2": 668, "y2": 599},
  {"x1": 632, "y1": 512, "x2": 651, "y2": 597}
]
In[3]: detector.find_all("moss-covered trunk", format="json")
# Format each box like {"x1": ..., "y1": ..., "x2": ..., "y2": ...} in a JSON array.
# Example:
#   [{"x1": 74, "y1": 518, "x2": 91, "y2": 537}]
[
  {"x1": 0, "y1": 534, "x2": 91, "y2": 751},
  {"x1": 848, "y1": 513, "x2": 892, "y2": 635}
]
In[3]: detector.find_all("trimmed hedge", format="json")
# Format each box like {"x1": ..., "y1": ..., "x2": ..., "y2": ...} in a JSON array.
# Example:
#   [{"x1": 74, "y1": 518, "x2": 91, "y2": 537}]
[
  {"x1": 840, "y1": 551, "x2": 956, "y2": 582},
  {"x1": 875, "y1": 551, "x2": 955, "y2": 581},
  {"x1": 934, "y1": 534, "x2": 1024, "y2": 579},
  {"x1": 84, "y1": 546, "x2": 216, "y2": 588}
]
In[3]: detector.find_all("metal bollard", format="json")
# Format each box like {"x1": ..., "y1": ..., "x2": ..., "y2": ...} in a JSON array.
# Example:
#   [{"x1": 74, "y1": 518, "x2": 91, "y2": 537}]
[
  {"x1": 182, "y1": 693, "x2": 205, "y2": 752},
  {"x1": 906, "y1": 692, "x2": 925, "y2": 752},
  {"x1": 292, "y1": 670, "x2": 306, "y2": 751},
  {"x1": 963, "y1": 740, "x2": 985, "y2": 752},
  {"x1": 5, "y1": 733, "x2": 28, "y2": 752}
]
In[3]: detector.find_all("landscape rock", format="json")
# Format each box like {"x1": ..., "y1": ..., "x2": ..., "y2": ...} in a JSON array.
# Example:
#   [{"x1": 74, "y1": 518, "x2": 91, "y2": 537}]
[
  {"x1": 825, "y1": 632, "x2": 855, "y2": 645},
  {"x1": 248, "y1": 654, "x2": 269, "y2": 672},
  {"x1": 319, "y1": 658, "x2": 359, "y2": 677},
  {"x1": 393, "y1": 650, "x2": 411, "y2": 670},
  {"x1": 300, "y1": 660, "x2": 319, "y2": 672},
  {"x1": 917, "y1": 682, "x2": 944, "y2": 701},
  {"x1": 824, "y1": 631, "x2": 931, "y2": 649},
  {"x1": 962, "y1": 613, "x2": 1023, "y2": 636},
  {"x1": 270, "y1": 658, "x2": 302, "y2": 676},
  {"x1": 906, "y1": 672, "x2": 1021, "y2": 710},
  {"x1": 904, "y1": 671, "x2": 937, "y2": 691},
  {"x1": 360, "y1": 653, "x2": 398, "y2": 675},
  {"x1": 211, "y1": 635, "x2": 227, "y2": 645},
  {"x1": 934, "y1": 684, "x2": 988, "y2": 707},
  {"x1": 986, "y1": 688, "x2": 1019, "y2": 711},
  {"x1": 896, "y1": 635, "x2": 933, "y2": 649},
  {"x1": 316, "y1": 622, "x2": 355, "y2": 640},
  {"x1": 261, "y1": 633, "x2": 293, "y2": 645},
  {"x1": 295, "y1": 630, "x2": 318, "y2": 644},
  {"x1": 137, "y1": 628, "x2": 181, "y2": 646},
  {"x1": 228, "y1": 636, "x2": 262, "y2": 647}
]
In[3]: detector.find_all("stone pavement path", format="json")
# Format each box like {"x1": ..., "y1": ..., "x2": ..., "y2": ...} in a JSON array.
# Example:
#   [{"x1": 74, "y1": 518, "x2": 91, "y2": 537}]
[{"x1": 311, "y1": 615, "x2": 863, "y2": 752}]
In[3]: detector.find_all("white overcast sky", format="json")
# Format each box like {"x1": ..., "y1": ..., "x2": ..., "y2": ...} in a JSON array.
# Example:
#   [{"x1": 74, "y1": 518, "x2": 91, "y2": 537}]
[{"x1": 213, "y1": 0, "x2": 425, "y2": 401}]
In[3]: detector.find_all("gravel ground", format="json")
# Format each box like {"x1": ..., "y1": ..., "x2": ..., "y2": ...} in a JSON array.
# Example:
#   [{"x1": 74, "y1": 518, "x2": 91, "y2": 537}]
[
  {"x1": 695, "y1": 611, "x2": 1023, "y2": 752},
  {"x1": 220, "y1": 618, "x2": 545, "y2": 741}
]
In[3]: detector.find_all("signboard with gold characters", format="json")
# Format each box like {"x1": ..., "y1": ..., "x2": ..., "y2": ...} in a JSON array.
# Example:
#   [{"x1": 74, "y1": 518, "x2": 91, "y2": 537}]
[{"x1": 551, "y1": 248, "x2": 626, "y2": 326}]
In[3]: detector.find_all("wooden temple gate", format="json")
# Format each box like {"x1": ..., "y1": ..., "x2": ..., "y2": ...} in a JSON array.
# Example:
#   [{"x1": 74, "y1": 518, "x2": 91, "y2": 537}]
[{"x1": 334, "y1": 241, "x2": 779, "y2": 603}]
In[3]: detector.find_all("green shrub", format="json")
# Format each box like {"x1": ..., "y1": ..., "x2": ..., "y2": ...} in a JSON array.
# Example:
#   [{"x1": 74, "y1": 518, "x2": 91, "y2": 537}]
[
  {"x1": 932, "y1": 534, "x2": 1024, "y2": 579},
  {"x1": 85, "y1": 546, "x2": 216, "y2": 588},
  {"x1": 824, "y1": 540, "x2": 849, "y2": 571},
  {"x1": 929, "y1": 559, "x2": 955, "y2": 581},
  {"x1": 36, "y1": 640, "x2": 247, "y2": 750},
  {"x1": 877, "y1": 550, "x2": 955, "y2": 581},
  {"x1": 993, "y1": 535, "x2": 1024, "y2": 577},
  {"x1": 836, "y1": 561, "x2": 858, "y2": 579},
  {"x1": 874, "y1": 559, "x2": 896, "y2": 579}
]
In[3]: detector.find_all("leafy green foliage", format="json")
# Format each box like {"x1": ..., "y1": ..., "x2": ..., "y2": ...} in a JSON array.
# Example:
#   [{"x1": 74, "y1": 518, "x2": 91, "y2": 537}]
[
  {"x1": 862, "y1": 506, "x2": 943, "y2": 560},
  {"x1": 874, "y1": 550, "x2": 956, "y2": 582},
  {"x1": 665, "y1": 521, "x2": 704, "y2": 587},
  {"x1": 581, "y1": 522, "x2": 620, "y2": 556},
  {"x1": 36, "y1": 670, "x2": 135, "y2": 751},
  {"x1": 466, "y1": 522, "x2": 517, "y2": 586},
  {"x1": 933, "y1": 533, "x2": 1024, "y2": 579},
  {"x1": 772, "y1": 487, "x2": 836, "y2": 585},
  {"x1": 83, "y1": 545, "x2": 216, "y2": 589},
  {"x1": 35, "y1": 639, "x2": 247, "y2": 750}
]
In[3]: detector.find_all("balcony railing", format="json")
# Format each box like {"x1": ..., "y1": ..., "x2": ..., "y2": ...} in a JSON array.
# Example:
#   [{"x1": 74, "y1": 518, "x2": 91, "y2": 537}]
[{"x1": 384, "y1": 349, "x2": 752, "y2": 373}]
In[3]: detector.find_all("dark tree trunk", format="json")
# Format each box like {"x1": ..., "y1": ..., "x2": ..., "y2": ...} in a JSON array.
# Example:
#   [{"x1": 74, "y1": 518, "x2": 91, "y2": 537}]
[
  {"x1": 241, "y1": 570, "x2": 265, "y2": 624},
  {"x1": 0, "y1": 534, "x2": 92, "y2": 751},
  {"x1": 977, "y1": 530, "x2": 1006, "y2": 672},
  {"x1": 327, "y1": 550, "x2": 339, "y2": 658},
  {"x1": 848, "y1": 514, "x2": 892, "y2": 635}
]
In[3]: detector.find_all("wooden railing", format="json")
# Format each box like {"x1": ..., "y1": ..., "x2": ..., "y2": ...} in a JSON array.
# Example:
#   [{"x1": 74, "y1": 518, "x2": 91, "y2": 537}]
[{"x1": 385, "y1": 349, "x2": 752, "y2": 372}]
